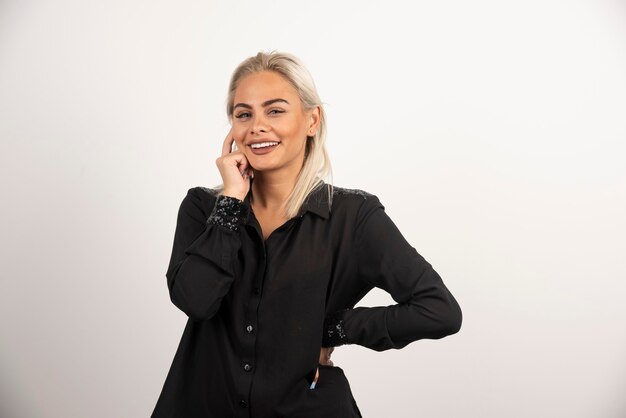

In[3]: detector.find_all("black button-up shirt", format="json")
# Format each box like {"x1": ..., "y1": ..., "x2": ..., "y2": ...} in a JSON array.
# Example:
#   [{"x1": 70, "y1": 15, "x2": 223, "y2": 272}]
[{"x1": 151, "y1": 180, "x2": 462, "y2": 418}]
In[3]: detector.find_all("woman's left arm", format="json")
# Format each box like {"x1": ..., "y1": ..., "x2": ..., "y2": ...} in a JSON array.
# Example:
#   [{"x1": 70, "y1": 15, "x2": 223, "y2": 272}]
[{"x1": 322, "y1": 194, "x2": 462, "y2": 351}]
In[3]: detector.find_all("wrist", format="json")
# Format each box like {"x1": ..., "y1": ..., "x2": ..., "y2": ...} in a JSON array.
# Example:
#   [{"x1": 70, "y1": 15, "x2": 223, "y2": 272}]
[
  {"x1": 207, "y1": 194, "x2": 250, "y2": 232},
  {"x1": 322, "y1": 308, "x2": 351, "y2": 348},
  {"x1": 221, "y1": 190, "x2": 246, "y2": 202}
]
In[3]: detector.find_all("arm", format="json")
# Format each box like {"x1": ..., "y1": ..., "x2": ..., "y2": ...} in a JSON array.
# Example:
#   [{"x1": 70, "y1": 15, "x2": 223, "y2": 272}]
[
  {"x1": 166, "y1": 187, "x2": 249, "y2": 320},
  {"x1": 322, "y1": 195, "x2": 462, "y2": 351}
]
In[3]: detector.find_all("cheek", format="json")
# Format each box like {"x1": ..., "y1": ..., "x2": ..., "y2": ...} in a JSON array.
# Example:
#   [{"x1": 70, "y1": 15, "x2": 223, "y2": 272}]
[
  {"x1": 278, "y1": 118, "x2": 306, "y2": 138},
  {"x1": 232, "y1": 127, "x2": 247, "y2": 144}
]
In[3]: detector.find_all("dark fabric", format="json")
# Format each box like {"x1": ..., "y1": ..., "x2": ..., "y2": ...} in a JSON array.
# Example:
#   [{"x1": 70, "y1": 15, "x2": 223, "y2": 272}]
[{"x1": 151, "y1": 179, "x2": 462, "y2": 417}]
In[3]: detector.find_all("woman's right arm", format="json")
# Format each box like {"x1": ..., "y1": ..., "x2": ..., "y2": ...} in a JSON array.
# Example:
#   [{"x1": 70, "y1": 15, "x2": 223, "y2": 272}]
[{"x1": 165, "y1": 187, "x2": 249, "y2": 320}]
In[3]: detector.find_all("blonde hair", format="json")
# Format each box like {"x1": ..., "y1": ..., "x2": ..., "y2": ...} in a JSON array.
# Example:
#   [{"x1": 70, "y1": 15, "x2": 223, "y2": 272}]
[{"x1": 212, "y1": 50, "x2": 334, "y2": 219}]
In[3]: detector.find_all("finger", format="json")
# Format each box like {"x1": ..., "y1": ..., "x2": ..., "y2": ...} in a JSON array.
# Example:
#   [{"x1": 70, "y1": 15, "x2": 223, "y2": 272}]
[
  {"x1": 239, "y1": 161, "x2": 249, "y2": 176},
  {"x1": 221, "y1": 126, "x2": 235, "y2": 157}
]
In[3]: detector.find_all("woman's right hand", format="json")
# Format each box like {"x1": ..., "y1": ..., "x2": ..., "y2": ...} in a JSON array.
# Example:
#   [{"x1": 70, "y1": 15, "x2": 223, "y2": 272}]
[{"x1": 217, "y1": 126, "x2": 253, "y2": 201}]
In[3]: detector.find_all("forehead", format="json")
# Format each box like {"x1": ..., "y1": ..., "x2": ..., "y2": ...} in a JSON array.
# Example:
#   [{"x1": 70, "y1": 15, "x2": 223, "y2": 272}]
[{"x1": 234, "y1": 71, "x2": 298, "y2": 104}]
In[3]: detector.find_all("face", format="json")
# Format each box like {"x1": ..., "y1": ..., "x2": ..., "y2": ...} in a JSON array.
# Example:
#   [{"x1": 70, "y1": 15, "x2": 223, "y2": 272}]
[{"x1": 231, "y1": 71, "x2": 320, "y2": 173}]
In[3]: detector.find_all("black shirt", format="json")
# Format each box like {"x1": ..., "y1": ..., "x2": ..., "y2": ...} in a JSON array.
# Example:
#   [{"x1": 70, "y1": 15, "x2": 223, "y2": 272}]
[{"x1": 151, "y1": 180, "x2": 462, "y2": 418}]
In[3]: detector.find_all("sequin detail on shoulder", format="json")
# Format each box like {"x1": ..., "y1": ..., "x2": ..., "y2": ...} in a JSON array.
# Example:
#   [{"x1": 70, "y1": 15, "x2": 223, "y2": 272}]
[
  {"x1": 331, "y1": 186, "x2": 374, "y2": 199},
  {"x1": 322, "y1": 308, "x2": 350, "y2": 347},
  {"x1": 206, "y1": 194, "x2": 249, "y2": 232},
  {"x1": 196, "y1": 186, "x2": 219, "y2": 197}
]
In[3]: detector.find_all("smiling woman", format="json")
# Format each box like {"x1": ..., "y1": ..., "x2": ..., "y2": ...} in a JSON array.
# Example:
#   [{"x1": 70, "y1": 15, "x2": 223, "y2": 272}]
[
  {"x1": 151, "y1": 50, "x2": 462, "y2": 418},
  {"x1": 227, "y1": 70, "x2": 322, "y2": 197}
]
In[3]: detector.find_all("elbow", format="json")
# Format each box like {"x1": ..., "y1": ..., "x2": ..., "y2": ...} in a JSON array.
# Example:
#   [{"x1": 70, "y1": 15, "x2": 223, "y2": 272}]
[
  {"x1": 169, "y1": 281, "x2": 221, "y2": 321},
  {"x1": 166, "y1": 261, "x2": 231, "y2": 321},
  {"x1": 188, "y1": 306, "x2": 220, "y2": 321},
  {"x1": 170, "y1": 291, "x2": 221, "y2": 321},
  {"x1": 445, "y1": 302, "x2": 463, "y2": 335},
  {"x1": 438, "y1": 295, "x2": 463, "y2": 337}
]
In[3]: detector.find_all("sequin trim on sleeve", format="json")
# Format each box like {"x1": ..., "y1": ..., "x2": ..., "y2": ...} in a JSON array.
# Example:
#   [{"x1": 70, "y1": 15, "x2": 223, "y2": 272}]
[
  {"x1": 206, "y1": 194, "x2": 249, "y2": 232},
  {"x1": 322, "y1": 308, "x2": 350, "y2": 347}
]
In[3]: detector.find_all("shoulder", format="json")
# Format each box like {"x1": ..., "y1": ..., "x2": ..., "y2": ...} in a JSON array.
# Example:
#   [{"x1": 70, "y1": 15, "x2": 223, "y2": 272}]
[
  {"x1": 177, "y1": 186, "x2": 220, "y2": 217},
  {"x1": 189, "y1": 186, "x2": 220, "y2": 199},
  {"x1": 329, "y1": 184, "x2": 384, "y2": 216},
  {"x1": 331, "y1": 185, "x2": 376, "y2": 199}
]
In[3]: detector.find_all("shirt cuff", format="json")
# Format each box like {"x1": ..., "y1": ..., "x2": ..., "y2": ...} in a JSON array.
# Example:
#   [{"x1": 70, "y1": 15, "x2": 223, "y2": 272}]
[
  {"x1": 322, "y1": 308, "x2": 351, "y2": 347},
  {"x1": 206, "y1": 194, "x2": 250, "y2": 232}
]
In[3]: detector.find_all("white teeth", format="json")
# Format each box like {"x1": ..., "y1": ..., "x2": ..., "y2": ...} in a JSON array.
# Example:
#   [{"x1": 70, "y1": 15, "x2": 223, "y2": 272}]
[{"x1": 251, "y1": 141, "x2": 279, "y2": 149}]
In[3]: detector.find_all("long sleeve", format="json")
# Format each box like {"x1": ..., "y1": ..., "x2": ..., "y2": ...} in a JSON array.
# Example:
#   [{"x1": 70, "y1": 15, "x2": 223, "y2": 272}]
[
  {"x1": 165, "y1": 187, "x2": 249, "y2": 320},
  {"x1": 322, "y1": 194, "x2": 462, "y2": 351}
]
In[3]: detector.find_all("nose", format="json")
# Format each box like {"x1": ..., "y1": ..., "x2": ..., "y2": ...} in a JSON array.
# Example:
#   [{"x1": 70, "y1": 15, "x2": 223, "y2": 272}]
[{"x1": 250, "y1": 114, "x2": 269, "y2": 135}]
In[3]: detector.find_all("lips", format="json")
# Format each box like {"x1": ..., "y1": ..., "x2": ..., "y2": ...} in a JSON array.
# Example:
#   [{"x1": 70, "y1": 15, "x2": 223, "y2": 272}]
[{"x1": 249, "y1": 142, "x2": 280, "y2": 155}]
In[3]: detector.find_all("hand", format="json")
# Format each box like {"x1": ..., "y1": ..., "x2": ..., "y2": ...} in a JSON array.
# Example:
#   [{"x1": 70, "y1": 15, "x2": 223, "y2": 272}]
[
  {"x1": 319, "y1": 346, "x2": 334, "y2": 366},
  {"x1": 312, "y1": 346, "x2": 335, "y2": 387},
  {"x1": 216, "y1": 126, "x2": 253, "y2": 201}
]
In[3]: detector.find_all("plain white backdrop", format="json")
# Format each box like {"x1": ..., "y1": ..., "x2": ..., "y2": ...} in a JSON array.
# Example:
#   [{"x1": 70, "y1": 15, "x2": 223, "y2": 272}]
[{"x1": 1, "y1": 0, "x2": 625, "y2": 417}]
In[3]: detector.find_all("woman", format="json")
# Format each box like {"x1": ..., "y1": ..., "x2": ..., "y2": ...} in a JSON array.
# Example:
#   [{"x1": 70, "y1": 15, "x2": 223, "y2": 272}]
[{"x1": 152, "y1": 50, "x2": 463, "y2": 418}]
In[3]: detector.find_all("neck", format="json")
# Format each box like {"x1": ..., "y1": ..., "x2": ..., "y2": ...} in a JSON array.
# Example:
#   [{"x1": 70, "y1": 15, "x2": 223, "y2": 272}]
[{"x1": 250, "y1": 172, "x2": 297, "y2": 212}]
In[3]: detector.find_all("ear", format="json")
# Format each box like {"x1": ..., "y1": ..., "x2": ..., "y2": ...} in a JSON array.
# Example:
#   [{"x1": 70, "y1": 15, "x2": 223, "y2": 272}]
[{"x1": 307, "y1": 106, "x2": 321, "y2": 136}]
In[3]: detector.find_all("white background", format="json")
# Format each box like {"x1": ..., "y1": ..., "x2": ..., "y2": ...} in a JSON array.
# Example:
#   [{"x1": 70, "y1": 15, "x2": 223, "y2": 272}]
[{"x1": 1, "y1": 0, "x2": 625, "y2": 417}]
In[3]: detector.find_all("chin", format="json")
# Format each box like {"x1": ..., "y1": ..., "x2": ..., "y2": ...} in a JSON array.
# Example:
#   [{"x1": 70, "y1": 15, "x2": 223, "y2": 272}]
[
  {"x1": 245, "y1": 158, "x2": 275, "y2": 171},
  {"x1": 246, "y1": 152, "x2": 280, "y2": 167},
  {"x1": 250, "y1": 163, "x2": 279, "y2": 173}
]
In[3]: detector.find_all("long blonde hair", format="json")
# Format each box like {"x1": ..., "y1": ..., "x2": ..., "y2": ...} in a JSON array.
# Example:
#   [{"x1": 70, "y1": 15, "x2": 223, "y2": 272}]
[{"x1": 212, "y1": 50, "x2": 334, "y2": 219}]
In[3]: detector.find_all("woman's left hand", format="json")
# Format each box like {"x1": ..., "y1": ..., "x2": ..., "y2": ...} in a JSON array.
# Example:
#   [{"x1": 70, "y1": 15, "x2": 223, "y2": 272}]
[
  {"x1": 319, "y1": 346, "x2": 334, "y2": 366},
  {"x1": 312, "y1": 347, "x2": 335, "y2": 387},
  {"x1": 312, "y1": 346, "x2": 334, "y2": 388}
]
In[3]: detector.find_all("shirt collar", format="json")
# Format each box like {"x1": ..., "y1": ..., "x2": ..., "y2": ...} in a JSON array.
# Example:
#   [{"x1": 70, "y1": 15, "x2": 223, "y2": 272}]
[{"x1": 243, "y1": 179, "x2": 330, "y2": 221}]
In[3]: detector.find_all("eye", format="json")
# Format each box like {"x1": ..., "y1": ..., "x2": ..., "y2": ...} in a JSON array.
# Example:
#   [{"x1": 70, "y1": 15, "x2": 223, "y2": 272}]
[{"x1": 235, "y1": 109, "x2": 284, "y2": 119}]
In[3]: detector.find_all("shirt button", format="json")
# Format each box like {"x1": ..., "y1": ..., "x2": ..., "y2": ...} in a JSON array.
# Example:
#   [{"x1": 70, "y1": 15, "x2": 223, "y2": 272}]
[
  {"x1": 253, "y1": 287, "x2": 260, "y2": 295},
  {"x1": 243, "y1": 363, "x2": 253, "y2": 372},
  {"x1": 239, "y1": 399, "x2": 247, "y2": 408},
  {"x1": 246, "y1": 324, "x2": 254, "y2": 333}
]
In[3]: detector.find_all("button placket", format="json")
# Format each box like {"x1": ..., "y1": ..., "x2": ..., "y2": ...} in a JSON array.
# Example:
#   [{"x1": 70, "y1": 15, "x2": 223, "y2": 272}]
[{"x1": 234, "y1": 222, "x2": 264, "y2": 416}]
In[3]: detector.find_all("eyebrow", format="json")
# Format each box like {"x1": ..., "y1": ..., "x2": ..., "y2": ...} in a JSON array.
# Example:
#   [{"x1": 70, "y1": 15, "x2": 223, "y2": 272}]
[{"x1": 233, "y1": 98, "x2": 290, "y2": 111}]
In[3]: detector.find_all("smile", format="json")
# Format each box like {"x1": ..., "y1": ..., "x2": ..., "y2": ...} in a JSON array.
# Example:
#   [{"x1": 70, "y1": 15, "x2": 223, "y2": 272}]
[{"x1": 249, "y1": 142, "x2": 280, "y2": 155}]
